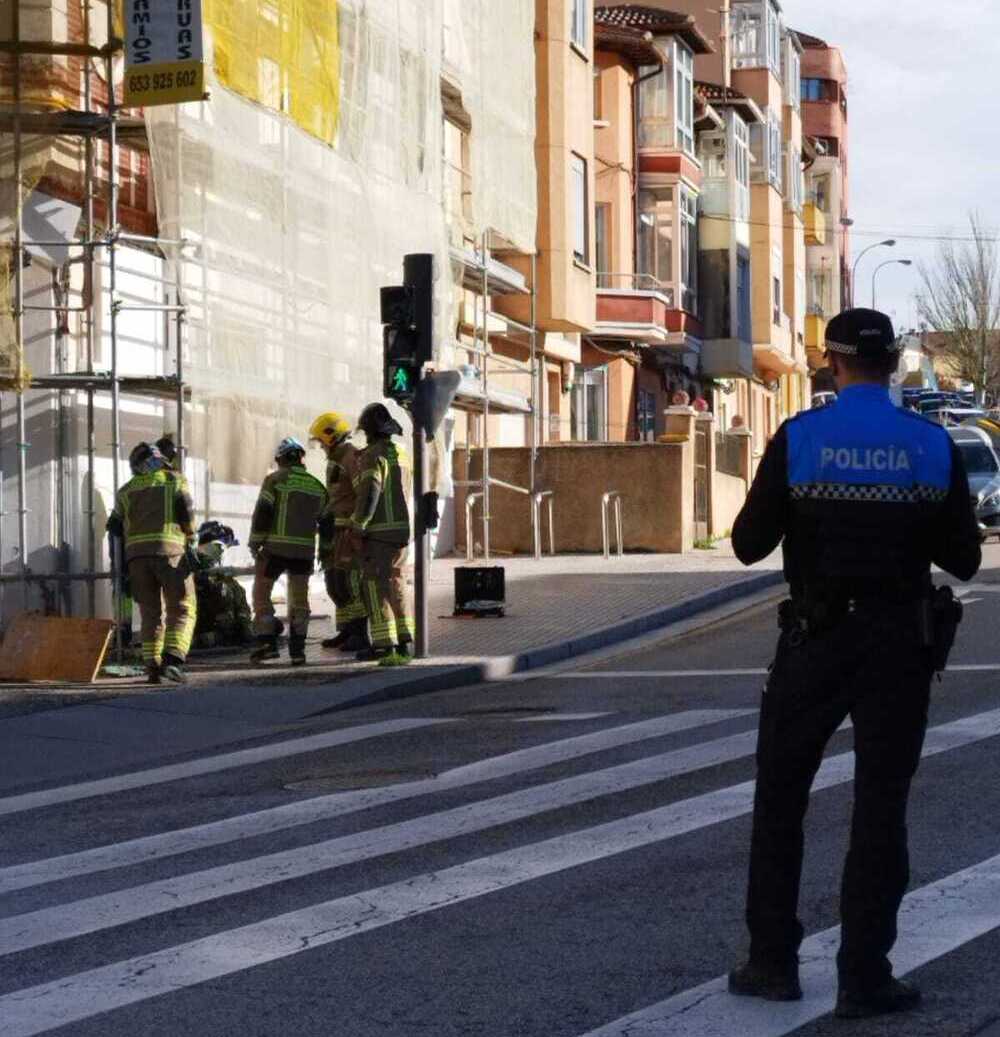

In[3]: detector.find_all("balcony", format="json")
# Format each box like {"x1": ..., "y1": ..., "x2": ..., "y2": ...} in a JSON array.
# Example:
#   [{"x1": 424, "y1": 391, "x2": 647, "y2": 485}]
[
  {"x1": 805, "y1": 312, "x2": 828, "y2": 370},
  {"x1": 803, "y1": 202, "x2": 827, "y2": 246},
  {"x1": 594, "y1": 273, "x2": 701, "y2": 346}
]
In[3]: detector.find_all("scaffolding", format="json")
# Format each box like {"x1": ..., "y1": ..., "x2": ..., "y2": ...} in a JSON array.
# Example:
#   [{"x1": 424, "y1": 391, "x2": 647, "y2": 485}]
[
  {"x1": 452, "y1": 232, "x2": 548, "y2": 562},
  {"x1": 0, "y1": 2, "x2": 189, "y2": 630}
]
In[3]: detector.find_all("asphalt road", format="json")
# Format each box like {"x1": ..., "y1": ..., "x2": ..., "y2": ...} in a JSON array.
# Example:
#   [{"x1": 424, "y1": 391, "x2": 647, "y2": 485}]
[{"x1": 3, "y1": 567, "x2": 1000, "y2": 1037}]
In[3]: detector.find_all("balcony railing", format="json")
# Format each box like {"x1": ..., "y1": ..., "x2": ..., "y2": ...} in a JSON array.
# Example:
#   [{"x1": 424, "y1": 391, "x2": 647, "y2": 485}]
[{"x1": 597, "y1": 272, "x2": 675, "y2": 309}]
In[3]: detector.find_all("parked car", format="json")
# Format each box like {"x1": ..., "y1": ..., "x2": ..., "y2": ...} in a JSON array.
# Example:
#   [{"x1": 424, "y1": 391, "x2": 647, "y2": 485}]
[
  {"x1": 925, "y1": 407, "x2": 986, "y2": 427},
  {"x1": 948, "y1": 426, "x2": 1000, "y2": 539}
]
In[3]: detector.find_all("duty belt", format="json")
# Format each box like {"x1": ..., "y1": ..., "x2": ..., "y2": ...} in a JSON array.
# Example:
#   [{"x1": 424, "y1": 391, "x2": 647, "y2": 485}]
[{"x1": 779, "y1": 595, "x2": 924, "y2": 641}]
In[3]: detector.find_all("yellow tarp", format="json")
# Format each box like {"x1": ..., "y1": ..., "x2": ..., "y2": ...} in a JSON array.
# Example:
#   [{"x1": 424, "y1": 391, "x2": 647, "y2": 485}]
[{"x1": 204, "y1": 0, "x2": 340, "y2": 146}]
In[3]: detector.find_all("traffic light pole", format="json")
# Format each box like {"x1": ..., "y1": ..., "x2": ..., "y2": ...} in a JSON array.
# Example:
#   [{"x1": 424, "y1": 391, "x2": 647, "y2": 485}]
[{"x1": 411, "y1": 420, "x2": 428, "y2": 659}]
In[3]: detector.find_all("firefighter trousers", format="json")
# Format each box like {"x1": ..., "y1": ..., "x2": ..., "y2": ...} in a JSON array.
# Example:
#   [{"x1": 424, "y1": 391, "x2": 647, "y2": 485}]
[
  {"x1": 252, "y1": 553, "x2": 312, "y2": 639},
  {"x1": 361, "y1": 540, "x2": 412, "y2": 648},
  {"x1": 324, "y1": 529, "x2": 366, "y2": 627},
  {"x1": 128, "y1": 555, "x2": 197, "y2": 663}
]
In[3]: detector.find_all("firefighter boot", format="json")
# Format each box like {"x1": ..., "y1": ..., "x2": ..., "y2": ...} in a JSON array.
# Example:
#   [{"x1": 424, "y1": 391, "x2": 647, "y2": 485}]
[
  {"x1": 145, "y1": 662, "x2": 162, "y2": 685},
  {"x1": 160, "y1": 654, "x2": 188, "y2": 684},
  {"x1": 339, "y1": 619, "x2": 370, "y2": 654},
  {"x1": 250, "y1": 635, "x2": 280, "y2": 665},
  {"x1": 289, "y1": 635, "x2": 307, "y2": 667},
  {"x1": 321, "y1": 626, "x2": 351, "y2": 650}
]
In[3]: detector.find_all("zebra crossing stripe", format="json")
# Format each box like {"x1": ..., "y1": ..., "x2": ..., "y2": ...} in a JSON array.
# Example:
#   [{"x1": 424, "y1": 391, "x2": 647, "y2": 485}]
[
  {"x1": 577, "y1": 854, "x2": 1000, "y2": 1036},
  {"x1": 0, "y1": 718, "x2": 447, "y2": 818},
  {"x1": 0, "y1": 728, "x2": 764, "y2": 955},
  {"x1": 0, "y1": 710, "x2": 751, "y2": 894},
  {"x1": 3, "y1": 707, "x2": 1000, "y2": 1035}
]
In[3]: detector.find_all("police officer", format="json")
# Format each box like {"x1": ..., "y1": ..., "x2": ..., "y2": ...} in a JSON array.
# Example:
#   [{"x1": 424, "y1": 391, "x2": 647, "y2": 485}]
[
  {"x1": 308, "y1": 411, "x2": 370, "y2": 654},
  {"x1": 248, "y1": 437, "x2": 327, "y2": 666},
  {"x1": 351, "y1": 403, "x2": 413, "y2": 663},
  {"x1": 107, "y1": 442, "x2": 197, "y2": 684},
  {"x1": 727, "y1": 309, "x2": 982, "y2": 1018}
]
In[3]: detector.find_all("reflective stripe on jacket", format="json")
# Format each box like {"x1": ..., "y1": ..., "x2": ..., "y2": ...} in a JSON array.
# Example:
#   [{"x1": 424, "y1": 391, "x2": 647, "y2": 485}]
[
  {"x1": 112, "y1": 470, "x2": 195, "y2": 561},
  {"x1": 249, "y1": 465, "x2": 327, "y2": 561},
  {"x1": 352, "y1": 439, "x2": 411, "y2": 545}
]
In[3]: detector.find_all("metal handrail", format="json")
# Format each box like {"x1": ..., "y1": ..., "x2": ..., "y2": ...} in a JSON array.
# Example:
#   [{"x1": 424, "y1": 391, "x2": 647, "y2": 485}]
[
  {"x1": 465, "y1": 491, "x2": 484, "y2": 562},
  {"x1": 532, "y1": 491, "x2": 555, "y2": 560},
  {"x1": 602, "y1": 492, "x2": 624, "y2": 560}
]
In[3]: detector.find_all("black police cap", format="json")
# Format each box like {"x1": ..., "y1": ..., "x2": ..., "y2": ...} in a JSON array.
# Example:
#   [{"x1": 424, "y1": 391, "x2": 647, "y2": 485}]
[{"x1": 825, "y1": 308, "x2": 899, "y2": 362}]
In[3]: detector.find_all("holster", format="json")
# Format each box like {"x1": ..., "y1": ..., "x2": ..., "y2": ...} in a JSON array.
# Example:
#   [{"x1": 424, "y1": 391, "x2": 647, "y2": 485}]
[{"x1": 920, "y1": 586, "x2": 964, "y2": 673}]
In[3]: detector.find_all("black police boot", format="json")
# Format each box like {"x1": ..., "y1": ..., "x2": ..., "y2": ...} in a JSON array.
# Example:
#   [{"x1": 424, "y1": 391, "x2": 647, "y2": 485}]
[
  {"x1": 288, "y1": 636, "x2": 307, "y2": 667},
  {"x1": 145, "y1": 662, "x2": 162, "y2": 685},
  {"x1": 250, "y1": 636, "x2": 280, "y2": 665},
  {"x1": 835, "y1": 977, "x2": 921, "y2": 1019},
  {"x1": 160, "y1": 654, "x2": 187, "y2": 684},
  {"x1": 728, "y1": 960, "x2": 802, "y2": 1002},
  {"x1": 339, "y1": 619, "x2": 370, "y2": 654}
]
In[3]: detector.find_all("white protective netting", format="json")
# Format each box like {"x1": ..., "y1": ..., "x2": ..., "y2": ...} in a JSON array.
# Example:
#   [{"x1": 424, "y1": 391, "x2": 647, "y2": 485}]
[{"x1": 144, "y1": 0, "x2": 536, "y2": 543}]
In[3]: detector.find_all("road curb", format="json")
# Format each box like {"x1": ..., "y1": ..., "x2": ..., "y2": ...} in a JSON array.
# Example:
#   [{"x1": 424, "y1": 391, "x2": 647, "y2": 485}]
[{"x1": 313, "y1": 571, "x2": 784, "y2": 715}]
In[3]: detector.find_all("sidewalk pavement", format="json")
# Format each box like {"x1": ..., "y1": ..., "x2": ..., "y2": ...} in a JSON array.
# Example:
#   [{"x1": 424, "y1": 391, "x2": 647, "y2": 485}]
[
  {"x1": 0, "y1": 543, "x2": 784, "y2": 724},
  {"x1": 176, "y1": 541, "x2": 784, "y2": 707}
]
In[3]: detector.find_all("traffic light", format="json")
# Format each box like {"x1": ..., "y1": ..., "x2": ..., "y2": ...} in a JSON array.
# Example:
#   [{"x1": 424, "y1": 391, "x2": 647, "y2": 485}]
[{"x1": 380, "y1": 253, "x2": 434, "y2": 404}]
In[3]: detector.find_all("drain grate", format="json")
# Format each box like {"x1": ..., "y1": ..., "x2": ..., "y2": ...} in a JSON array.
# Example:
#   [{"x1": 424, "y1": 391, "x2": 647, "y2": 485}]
[{"x1": 283, "y1": 767, "x2": 436, "y2": 792}]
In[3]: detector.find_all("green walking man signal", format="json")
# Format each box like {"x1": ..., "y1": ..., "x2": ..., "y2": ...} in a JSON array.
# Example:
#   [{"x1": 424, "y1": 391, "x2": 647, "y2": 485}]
[{"x1": 380, "y1": 253, "x2": 434, "y2": 404}]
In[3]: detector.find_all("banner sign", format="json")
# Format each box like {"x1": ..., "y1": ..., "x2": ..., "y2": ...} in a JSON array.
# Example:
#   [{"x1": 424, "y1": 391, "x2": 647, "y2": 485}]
[{"x1": 123, "y1": 0, "x2": 205, "y2": 108}]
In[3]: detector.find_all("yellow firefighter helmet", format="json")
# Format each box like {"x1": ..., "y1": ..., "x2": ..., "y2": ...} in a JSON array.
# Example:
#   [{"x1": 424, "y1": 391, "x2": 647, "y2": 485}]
[{"x1": 309, "y1": 412, "x2": 352, "y2": 447}]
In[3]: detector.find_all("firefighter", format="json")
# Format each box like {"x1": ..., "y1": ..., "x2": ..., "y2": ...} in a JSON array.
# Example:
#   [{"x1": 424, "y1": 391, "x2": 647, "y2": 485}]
[
  {"x1": 351, "y1": 403, "x2": 413, "y2": 663},
  {"x1": 191, "y1": 521, "x2": 253, "y2": 650},
  {"x1": 248, "y1": 436, "x2": 327, "y2": 666},
  {"x1": 308, "y1": 411, "x2": 370, "y2": 654},
  {"x1": 107, "y1": 442, "x2": 197, "y2": 684}
]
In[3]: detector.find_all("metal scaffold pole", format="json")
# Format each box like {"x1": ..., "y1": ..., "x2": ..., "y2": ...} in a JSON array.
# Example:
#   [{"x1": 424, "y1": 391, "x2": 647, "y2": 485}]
[
  {"x1": 481, "y1": 232, "x2": 490, "y2": 563},
  {"x1": 12, "y1": 0, "x2": 29, "y2": 611},
  {"x1": 106, "y1": 0, "x2": 122, "y2": 658},
  {"x1": 83, "y1": 0, "x2": 97, "y2": 617}
]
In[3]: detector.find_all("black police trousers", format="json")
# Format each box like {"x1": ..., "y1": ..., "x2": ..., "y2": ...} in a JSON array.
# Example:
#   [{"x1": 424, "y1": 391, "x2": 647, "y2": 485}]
[{"x1": 746, "y1": 608, "x2": 931, "y2": 992}]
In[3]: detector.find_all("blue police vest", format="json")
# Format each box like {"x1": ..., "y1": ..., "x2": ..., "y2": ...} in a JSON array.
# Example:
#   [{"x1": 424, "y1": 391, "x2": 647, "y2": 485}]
[{"x1": 787, "y1": 385, "x2": 951, "y2": 505}]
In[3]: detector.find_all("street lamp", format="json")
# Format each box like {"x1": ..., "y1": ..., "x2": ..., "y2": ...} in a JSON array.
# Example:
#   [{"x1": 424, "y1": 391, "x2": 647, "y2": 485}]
[
  {"x1": 872, "y1": 259, "x2": 913, "y2": 309},
  {"x1": 851, "y1": 239, "x2": 896, "y2": 306}
]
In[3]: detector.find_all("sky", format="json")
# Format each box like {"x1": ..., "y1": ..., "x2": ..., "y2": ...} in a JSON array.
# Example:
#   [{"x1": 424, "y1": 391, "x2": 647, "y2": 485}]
[{"x1": 780, "y1": 0, "x2": 999, "y2": 332}]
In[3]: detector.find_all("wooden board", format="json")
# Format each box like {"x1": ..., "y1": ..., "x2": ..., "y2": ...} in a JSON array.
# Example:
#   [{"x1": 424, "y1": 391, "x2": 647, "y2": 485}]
[{"x1": 0, "y1": 614, "x2": 115, "y2": 683}]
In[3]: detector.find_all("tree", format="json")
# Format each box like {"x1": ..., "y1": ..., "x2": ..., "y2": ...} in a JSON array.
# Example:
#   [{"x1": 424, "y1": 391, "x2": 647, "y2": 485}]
[{"x1": 916, "y1": 213, "x2": 1000, "y2": 404}]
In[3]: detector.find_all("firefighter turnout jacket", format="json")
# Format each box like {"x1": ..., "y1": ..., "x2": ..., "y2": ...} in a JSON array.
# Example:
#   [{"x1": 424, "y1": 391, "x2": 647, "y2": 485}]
[
  {"x1": 249, "y1": 465, "x2": 327, "y2": 561},
  {"x1": 111, "y1": 469, "x2": 195, "y2": 561},
  {"x1": 352, "y1": 439, "x2": 411, "y2": 545}
]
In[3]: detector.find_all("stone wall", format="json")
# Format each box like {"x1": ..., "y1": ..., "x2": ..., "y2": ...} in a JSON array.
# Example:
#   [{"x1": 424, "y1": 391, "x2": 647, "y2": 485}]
[{"x1": 455, "y1": 440, "x2": 693, "y2": 555}]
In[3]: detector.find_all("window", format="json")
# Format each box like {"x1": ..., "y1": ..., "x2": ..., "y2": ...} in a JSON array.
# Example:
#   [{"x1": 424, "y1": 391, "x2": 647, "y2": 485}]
[
  {"x1": 638, "y1": 42, "x2": 694, "y2": 154},
  {"x1": 637, "y1": 389, "x2": 657, "y2": 442},
  {"x1": 593, "y1": 66, "x2": 603, "y2": 120},
  {"x1": 786, "y1": 147, "x2": 803, "y2": 214},
  {"x1": 572, "y1": 366, "x2": 608, "y2": 441},
  {"x1": 571, "y1": 153, "x2": 588, "y2": 264},
  {"x1": 443, "y1": 117, "x2": 472, "y2": 245},
  {"x1": 680, "y1": 186, "x2": 698, "y2": 313},
  {"x1": 812, "y1": 173, "x2": 831, "y2": 213},
  {"x1": 732, "y1": 114, "x2": 750, "y2": 221},
  {"x1": 637, "y1": 185, "x2": 674, "y2": 300},
  {"x1": 731, "y1": 1, "x2": 782, "y2": 75},
  {"x1": 595, "y1": 203, "x2": 610, "y2": 287},
  {"x1": 802, "y1": 78, "x2": 835, "y2": 102},
  {"x1": 736, "y1": 252, "x2": 752, "y2": 343},
  {"x1": 782, "y1": 36, "x2": 801, "y2": 109},
  {"x1": 571, "y1": 0, "x2": 588, "y2": 51},
  {"x1": 767, "y1": 111, "x2": 783, "y2": 192},
  {"x1": 674, "y1": 42, "x2": 695, "y2": 154},
  {"x1": 773, "y1": 275, "x2": 782, "y2": 326}
]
